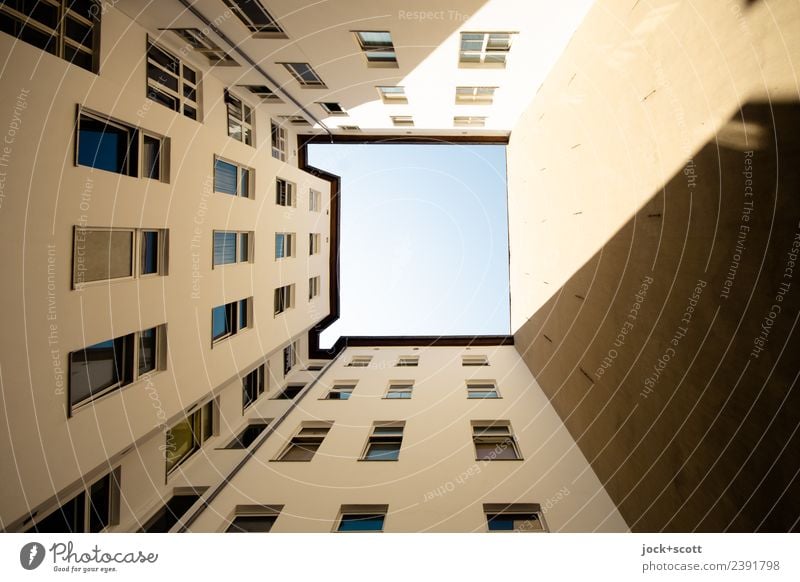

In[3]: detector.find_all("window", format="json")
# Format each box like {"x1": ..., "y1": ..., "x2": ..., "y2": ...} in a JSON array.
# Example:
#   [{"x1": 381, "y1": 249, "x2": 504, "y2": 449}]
[
  {"x1": 280, "y1": 115, "x2": 310, "y2": 126},
  {"x1": 142, "y1": 133, "x2": 168, "y2": 180},
  {"x1": 274, "y1": 383, "x2": 304, "y2": 400},
  {"x1": 76, "y1": 111, "x2": 136, "y2": 176},
  {"x1": 211, "y1": 298, "x2": 250, "y2": 344},
  {"x1": 347, "y1": 356, "x2": 372, "y2": 367},
  {"x1": 336, "y1": 505, "x2": 387, "y2": 532},
  {"x1": 319, "y1": 102, "x2": 347, "y2": 115},
  {"x1": 467, "y1": 381, "x2": 500, "y2": 399},
  {"x1": 271, "y1": 120, "x2": 287, "y2": 161},
  {"x1": 221, "y1": 0, "x2": 286, "y2": 38},
  {"x1": 243, "y1": 84, "x2": 281, "y2": 102},
  {"x1": 275, "y1": 424, "x2": 331, "y2": 461},
  {"x1": 72, "y1": 227, "x2": 167, "y2": 287},
  {"x1": 484, "y1": 504, "x2": 547, "y2": 532},
  {"x1": 140, "y1": 491, "x2": 202, "y2": 533},
  {"x1": 213, "y1": 231, "x2": 252, "y2": 266},
  {"x1": 146, "y1": 40, "x2": 200, "y2": 120},
  {"x1": 242, "y1": 364, "x2": 266, "y2": 409},
  {"x1": 354, "y1": 31, "x2": 397, "y2": 66},
  {"x1": 25, "y1": 469, "x2": 120, "y2": 533},
  {"x1": 391, "y1": 116, "x2": 414, "y2": 127},
  {"x1": 309, "y1": 189, "x2": 322, "y2": 212},
  {"x1": 214, "y1": 157, "x2": 252, "y2": 198},
  {"x1": 0, "y1": 0, "x2": 100, "y2": 73},
  {"x1": 326, "y1": 383, "x2": 355, "y2": 400},
  {"x1": 163, "y1": 28, "x2": 236, "y2": 65},
  {"x1": 275, "y1": 233, "x2": 295, "y2": 259},
  {"x1": 454, "y1": 116, "x2": 486, "y2": 127},
  {"x1": 396, "y1": 356, "x2": 419, "y2": 367},
  {"x1": 283, "y1": 342, "x2": 297, "y2": 376},
  {"x1": 309, "y1": 233, "x2": 321, "y2": 255},
  {"x1": 456, "y1": 86, "x2": 496, "y2": 104},
  {"x1": 166, "y1": 401, "x2": 215, "y2": 474},
  {"x1": 472, "y1": 422, "x2": 521, "y2": 461},
  {"x1": 225, "y1": 91, "x2": 254, "y2": 145},
  {"x1": 459, "y1": 32, "x2": 513, "y2": 66},
  {"x1": 69, "y1": 325, "x2": 165, "y2": 411},
  {"x1": 307, "y1": 364, "x2": 325, "y2": 372},
  {"x1": 281, "y1": 62, "x2": 326, "y2": 88},
  {"x1": 226, "y1": 505, "x2": 283, "y2": 532},
  {"x1": 225, "y1": 421, "x2": 270, "y2": 449},
  {"x1": 462, "y1": 355, "x2": 489, "y2": 366},
  {"x1": 308, "y1": 276, "x2": 321, "y2": 300},
  {"x1": 274, "y1": 284, "x2": 295, "y2": 316},
  {"x1": 385, "y1": 383, "x2": 413, "y2": 399},
  {"x1": 362, "y1": 423, "x2": 404, "y2": 461},
  {"x1": 275, "y1": 178, "x2": 295, "y2": 206},
  {"x1": 376, "y1": 86, "x2": 407, "y2": 104},
  {"x1": 339, "y1": 125, "x2": 361, "y2": 131}
]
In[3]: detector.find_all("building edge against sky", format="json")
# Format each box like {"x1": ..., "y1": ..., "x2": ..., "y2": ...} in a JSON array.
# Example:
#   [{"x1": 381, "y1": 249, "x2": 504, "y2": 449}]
[{"x1": 0, "y1": 0, "x2": 799, "y2": 533}]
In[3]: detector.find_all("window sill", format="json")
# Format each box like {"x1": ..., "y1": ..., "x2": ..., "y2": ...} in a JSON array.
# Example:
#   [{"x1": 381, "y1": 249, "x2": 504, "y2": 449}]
[
  {"x1": 69, "y1": 370, "x2": 164, "y2": 417},
  {"x1": 475, "y1": 457, "x2": 524, "y2": 462}
]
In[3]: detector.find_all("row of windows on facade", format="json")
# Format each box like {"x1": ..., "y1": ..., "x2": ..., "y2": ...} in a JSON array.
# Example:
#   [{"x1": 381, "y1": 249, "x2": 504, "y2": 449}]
[{"x1": 343, "y1": 354, "x2": 491, "y2": 368}]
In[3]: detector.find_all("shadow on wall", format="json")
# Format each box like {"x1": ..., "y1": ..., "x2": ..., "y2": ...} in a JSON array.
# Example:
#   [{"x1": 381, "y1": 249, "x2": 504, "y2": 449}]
[{"x1": 514, "y1": 101, "x2": 800, "y2": 532}]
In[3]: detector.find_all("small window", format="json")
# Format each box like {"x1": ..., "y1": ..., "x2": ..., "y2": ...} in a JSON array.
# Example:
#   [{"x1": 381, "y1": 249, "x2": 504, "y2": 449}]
[
  {"x1": 319, "y1": 102, "x2": 347, "y2": 115},
  {"x1": 339, "y1": 125, "x2": 361, "y2": 131},
  {"x1": 275, "y1": 178, "x2": 295, "y2": 206},
  {"x1": 214, "y1": 157, "x2": 253, "y2": 198},
  {"x1": 354, "y1": 31, "x2": 397, "y2": 66},
  {"x1": 462, "y1": 355, "x2": 489, "y2": 366},
  {"x1": 467, "y1": 381, "x2": 500, "y2": 399},
  {"x1": 307, "y1": 364, "x2": 325, "y2": 371},
  {"x1": 308, "y1": 276, "x2": 321, "y2": 300},
  {"x1": 226, "y1": 505, "x2": 283, "y2": 533},
  {"x1": 225, "y1": 421, "x2": 270, "y2": 449},
  {"x1": 242, "y1": 364, "x2": 266, "y2": 409},
  {"x1": 376, "y1": 86, "x2": 407, "y2": 104},
  {"x1": 211, "y1": 298, "x2": 251, "y2": 344},
  {"x1": 225, "y1": 91, "x2": 254, "y2": 146},
  {"x1": 271, "y1": 121, "x2": 287, "y2": 161},
  {"x1": 76, "y1": 111, "x2": 137, "y2": 176},
  {"x1": 484, "y1": 504, "x2": 547, "y2": 532},
  {"x1": 459, "y1": 32, "x2": 513, "y2": 66},
  {"x1": 309, "y1": 233, "x2": 321, "y2": 255},
  {"x1": 309, "y1": 189, "x2": 322, "y2": 212},
  {"x1": 142, "y1": 133, "x2": 168, "y2": 181},
  {"x1": 472, "y1": 422, "x2": 521, "y2": 461},
  {"x1": 274, "y1": 383, "x2": 304, "y2": 400},
  {"x1": 140, "y1": 491, "x2": 202, "y2": 533},
  {"x1": 164, "y1": 28, "x2": 236, "y2": 65},
  {"x1": 25, "y1": 469, "x2": 120, "y2": 533},
  {"x1": 454, "y1": 116, "x2": 486, "y2": 127},
  {"x1": 280, "y1": 115, "x2": 310, "y2": 126},
  {"x1": 396, "y1": 356, "x2": 418, "y2": 367},
  {"x1": 221, "y1": 0, "x2": 286, "y2": 38},
  {"x1": 243, "y1": 84, "x2": 281, "y2": 102},
  {"x1": 275, "y1": 424, "x2": 331, "y2": 461},
  {"x1": 146, "y1": 40, "x2": 200, "y2": 120},
  {"x1": 72, "y1": 227, "x2": 168, "y2": 287},
  {"x1": 274, "y1": 284, "x2": 295, "y2": 316},
  {"x1": 213, "y1": 231, "x2": 252, "y2": 266},
  {"x1": 362, "y1": 423, "x2": 404, "y2": 461},
  {"x1": 165, "y1": 401, "x2": 215, "y2": 474},
  {"x1": 385, "y1": 383, "x2": 413, "y2": 400},
  {"x1": 275, "y1": 233, "x2": 295, "y2": 259},
  {"x1": 391, "y1": 116, "x2": 414, "y2": 127},
  {"x1": 455, "y1": 86, "x2": 496, "y2": 104},
  {"x1": 336, "y1": 505, "x2": 387, "y2": 532},
  {"x1": 283, "y1": 342, "x2": 297, "y2": 376},
  {"x1": 347, "y1": 356, "x2": 372, "y2": 368},
  {"x1": 281, "y1": 62, "x2": 326, "y2": 88},
  {"x1": 326, "y1": 383, "x2": 356, "y2": 400}
]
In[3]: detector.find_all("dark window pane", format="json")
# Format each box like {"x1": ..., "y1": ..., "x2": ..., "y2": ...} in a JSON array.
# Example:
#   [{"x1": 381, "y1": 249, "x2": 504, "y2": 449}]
[
  {"x1": 140, "y1": 494, "x2": 199, "y2": 533},
  {"x1": 28, "y1": 493, "x2": 85, "y2": 533},
  {"x1": 279, "y1": 442, "x2": 319, "y2": 461},
  {"x1": 276, "y1": 385, "x2": 302, "y2": 399},
  {"x1": 212, "y1": 304, "x2": 231, "y2": 341},
  {"x1": 238, "y1": 299, "x2": 248, "y2": 330},
  {"x1": 147, "y1": 43, "x2": 178, "y2": 74},
  {"x1": 227, "y1": 423, "x2": 268, "y2": 449},
  {"x1": 214, "y1": 159, "x2": 238, "y2": 195},
  {"x1": 70, "y1": 335, "x2": 132, "y2": 407},
  {"x1": 147, "y1": 87, "x2": 178, "y2": 111},
  {"x1": 238, "y1": 233, "x2": 249, "y2": 262},
  {"x1": 182, "y1": 65, "x2": 196, "y2": 83},
  {"x1": 182, "y1": 105, "x2": 197, "y2": 120},
  {"x1": 183, "y1": 84, "x2": 196, "y2": 101},
  {"x1": 147, "y1": 62, "x2": 178, "y2": 92},
  {"x1": 88, "y1": 474, "x2": 111, "y2": 532},
  {"x1": 213, "y1": 231, "x2": 237, "y2": 265},
  {"x1": 65, "y1": 16, "x2": 92, "y2": 47},
  {"x1": 140, "y1": 231, "x2": 159, "y2": 274},
  {"x1": 77, "y1": 116, "x2": 135, "y2": 175},
  {"x1": 226, "y1": 514, "x2": 276, "y2": 533},
  {"x1": 68, "y1": 0, "x2": 99, "y2": 22},
  {"x1": 142, "y1": 135, "x2": 161, "y2": 180},
  {"x1": 365, "y1": 443, "x2": 400, "y2": 461},
  {"x1": 240, "y1": 168, "x2": 250, "y2": 197},
  {"x1": 138, "y1": 327, "x2": 157, "y2": 375},
  {"x1": 337, "y1": 513, "x2": 384, "y2": 532}
]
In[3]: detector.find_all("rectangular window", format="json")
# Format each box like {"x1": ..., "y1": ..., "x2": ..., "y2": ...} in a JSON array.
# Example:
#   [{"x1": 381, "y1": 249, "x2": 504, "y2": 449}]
[
  {"x1": 243, "y1": 85, "x2": 281, "y2": 102},
  {"x1": 396, "y1": 356, "x2": 419, "y2": 367},
  {"x1": 164, "y1": 28, "x2": 236, "y2": 65},
  {"x1": 462, "y1": 355, "x2": 489, "y2": 366},
  {"x1": 225, "y1": 91, "x2": 254, "y2": 145},
  {"x1": 274, "y1": 383, "x2": 304, "y2": 400},
  {"x1": 484, "y1": 504, "x2": 547, "y2": 532},
  {"x1": 274, "y1": 284, "x2": 295, "y2": 316},
  {"x1": 69, "y1": 325, "x2": 165, "y2": 411},
  {"x1": 391, "y1": 116, "x2": 414, "y2": 127},
  {"x1": 336, "y1": 505, "x2": 387, "y2": 532},
  {"x1": 308, "y1": 276, "x2": 320, "y2": 300},
  {"x1": 214, "y1": 157, "x2": 253, "y2": 198},
  {"x1": 221, "y1": 0, "x2": 286, "y2": 38},
  {"x1": 242, "y1": 364, "x2": 266, "y2": 409},
  {"x1": 211, "y1": 298, "x2": 251, "y2": 344},
  {"x1": 319, "y1": 102, "x2": 347, "y2": 115},
  {"x1": 275, "y1": 233, "x2": 295, "y2": 259},
  {"x1": 472, "y1": 422, "x2": 521, "y2": 461},
  {"x1": 459, "y1": 32, "x2": 513, "y2": 66},
  {"x1": 309, "y1": 189, "x2": 322, "y2": 212},
  {"x1": 362, "y1": 423, "x2": 404, "y2": 460},
  {"x1": 456, "y1": 86, "x2": 496, "y2": 104},
  {"x1": 76, "y1": 111, "x2": 137, "y2": 176},
  {"x1": 25, "y1": 469, "x2": 120, "y2": 533},
  {"x1": 225, "y1": 421, "x2": 270, "y2": 450},
  {"x1": 166, "y1": 400, "x2": 215, "y2": 474},
  {"x1": 0, "y1": 0, "x2": 100, "y2": 73},
  {"x1": 271, "y1": 120, "x2": 287, "y2": 161},
  {"x1": 225, "y1": 505, "x2": 283, "y2": 533},
  {"x1": 281, "y1": 62, "x2": 326, "y2": 87},
  {"x1": 467, "y1": 381, "x2": 500, "y2": 399},
  {"x1": 309, "y1": 233, "x2": 321, "y2": 255},
  {"x1": 354, "y1": 31, "x2": 397, "y2": 66},
  {"x1": 72, "y1": 227, "x2": 168, "y2": 287},
  {"x1": 275, "y1": 178, "x2": 295, "y2": 206},
  {"x1": 454, "y1": 116, "x2": 486, "y2": 127},
  {"x1": 385, "y1": 382, "x2": 413, "y2": 399},
  {"x1": 275, "y1": 424, "x2": 331, "y2": 461},
  {"x1": 283, "y1": 342, "x2": 297, "y2": 376},
  {"x1": 376, "y1": 86, "x2": 407, "y2": 104},
  {"x1": 347, "y1": 356, "x2": 372, "y2": 368},
  {"x1": 142, "y1": 133, "x2": 168, "y2": 180},
  {"x1": 326, "y1": 383, "x2": 355, "y2": 400},
  {"x1": 146, "y1": 40, "x2": 200, "y2": 120},
  {"x1": 140, "y1": 491, "x2": 202, "y2": 533}
]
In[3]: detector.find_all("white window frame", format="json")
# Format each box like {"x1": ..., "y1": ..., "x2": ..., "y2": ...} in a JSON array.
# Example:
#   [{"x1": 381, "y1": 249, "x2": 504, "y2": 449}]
[
  {"x1": 275, "y1": 178, "x2": 296, "y2": 207},
  {"x1": 347, "y1": 356, "x2": 372, "y2": 368},
  {"x1": 459, "y1": 32, "x2": 514, "y2": 66},
  {"x1": 309, "y1": 275, "x2": 321, "y2": 300},
  {"x1": 146, "y1": 38, "x2": 201, "y2": 120},
  {"x1": 455, "y1": 86, "x2": 497, "y2": 104},
  {"x1": 271, "y1": 120, "x2": 287, "y2": 161},
  {"x1": 309, "y1": 189, "x2": 322, "y2": 212},
  {"x1": 274, "y1": 284, "x2": 295, "y2": 316},
  {"x1": 467, "y1": 381, "x2": 500, "y2": 399},
  {"x1": 275, "y1": 232, "x2": 295, "y2": 260},
  {"x1": 472, "y1": 421, "x2": 522, "y2": 461},
  {"x1": 309, "y1": 233, "x2": 321, "y2": 255},
  {"x1": 212, "y1": 230, "x2": 253, "y2": 267},
  {"x1": 225, "y1": 90, "x2": 254, "y2": 146},
  {"x1": 280, "y1": 62, "x2": 326, "y2": 88},
  {"x1": 384, "y1": 382, "x2": 413, "y2": 399},
  {"x1": 376, "y1": 86, "x2": 407, "y2": 104}
]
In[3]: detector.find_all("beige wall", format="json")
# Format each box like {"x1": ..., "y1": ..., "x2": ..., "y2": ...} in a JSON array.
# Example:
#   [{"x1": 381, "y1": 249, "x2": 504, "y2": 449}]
[
  {"x1": 189, "y1": 346, "x2": 627, "y2": 532},
  {"x1": 0, "y1": 5, "x2": 330, "y2": 529}
]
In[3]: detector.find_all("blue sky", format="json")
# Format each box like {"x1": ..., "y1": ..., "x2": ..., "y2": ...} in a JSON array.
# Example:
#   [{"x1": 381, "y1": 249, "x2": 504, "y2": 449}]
[{"x1": 308, "y1": 143, "x2": 510, "y2": 347}]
